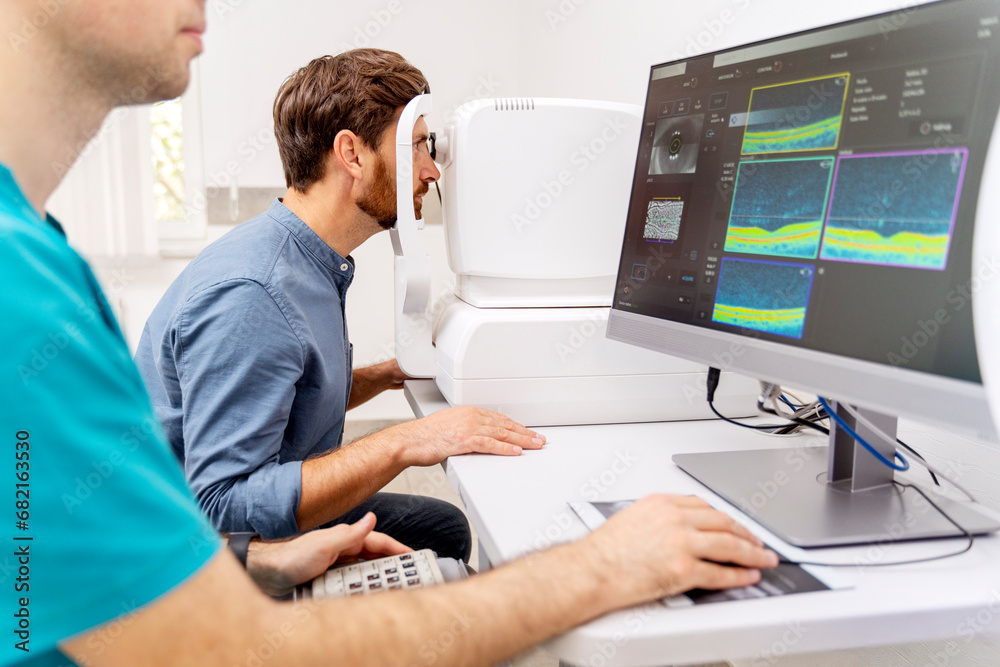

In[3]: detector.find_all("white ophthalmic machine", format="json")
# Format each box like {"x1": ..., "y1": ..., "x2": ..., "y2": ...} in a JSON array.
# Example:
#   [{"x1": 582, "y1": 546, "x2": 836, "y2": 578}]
[{"x1": 389, "y1": 95, "x2": 758, "y2": 427}]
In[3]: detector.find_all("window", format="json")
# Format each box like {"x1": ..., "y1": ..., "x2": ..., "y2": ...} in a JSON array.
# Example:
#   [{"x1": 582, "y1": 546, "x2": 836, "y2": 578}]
[
  {"x1": 152, "y1": 99, "x2": 186, "y2": 222},
  {"x1": 156, "y1": 62, "x2": 207, "y2": 246}
]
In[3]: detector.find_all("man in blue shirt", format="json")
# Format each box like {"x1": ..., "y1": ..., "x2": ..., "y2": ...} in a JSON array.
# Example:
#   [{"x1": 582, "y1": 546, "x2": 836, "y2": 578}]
[
  {"x1": 1, "y1": 1, "x2": 775, "y2": 664},
  {"x1": 134, "y1": 50, "x2": 548, "y2": 559}
]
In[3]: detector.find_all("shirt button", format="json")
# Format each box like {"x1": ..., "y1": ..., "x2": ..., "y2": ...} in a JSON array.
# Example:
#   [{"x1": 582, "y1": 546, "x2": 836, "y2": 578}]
[{"x1": 340, "y1": 263, "x2": 349, "y2": 271}]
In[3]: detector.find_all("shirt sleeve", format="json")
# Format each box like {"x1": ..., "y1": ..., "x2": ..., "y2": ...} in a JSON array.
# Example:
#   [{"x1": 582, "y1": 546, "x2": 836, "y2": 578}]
[
  {"x1": 1, "y1": 220, "x2": 221, "y2": 663},
  {"x1": 174, "y1": 279, "x2": 306, "y2": 538}
]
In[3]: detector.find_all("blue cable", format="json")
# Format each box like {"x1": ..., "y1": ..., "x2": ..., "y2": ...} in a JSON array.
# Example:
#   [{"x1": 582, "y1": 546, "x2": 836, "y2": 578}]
[
  {"x1": 818, "y1": 397, "x2": 909, "y2": 471},
  {"x1": 780, "y1": 395, "x2": 804, "y2": 410}
]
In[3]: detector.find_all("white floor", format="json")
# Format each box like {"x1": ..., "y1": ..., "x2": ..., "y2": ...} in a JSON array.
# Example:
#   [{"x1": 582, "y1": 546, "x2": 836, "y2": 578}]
[{"x1": 344, "y1": 420, "x2": 1000, "y2": 667}]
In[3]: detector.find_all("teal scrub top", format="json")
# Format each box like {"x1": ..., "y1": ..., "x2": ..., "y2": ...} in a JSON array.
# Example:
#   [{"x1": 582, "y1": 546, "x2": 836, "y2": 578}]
[{"x1": 0, "y1": 163, "x2": 221, "y2": 666}]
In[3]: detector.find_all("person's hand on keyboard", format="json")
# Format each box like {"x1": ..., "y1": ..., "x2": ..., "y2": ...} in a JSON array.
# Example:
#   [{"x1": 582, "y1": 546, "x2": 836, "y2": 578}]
[
  {"x1": 582, "y1": 494, "x2": 779, "y2": 606},
  {"x1": 245, "y1": 512, "x2": 411, "y2": 596}
]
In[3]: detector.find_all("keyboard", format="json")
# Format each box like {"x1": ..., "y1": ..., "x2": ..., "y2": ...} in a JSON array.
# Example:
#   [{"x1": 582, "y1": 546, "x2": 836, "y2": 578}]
[{"x1": 295, "y1": 549, "x2": 446, "y2": 600}]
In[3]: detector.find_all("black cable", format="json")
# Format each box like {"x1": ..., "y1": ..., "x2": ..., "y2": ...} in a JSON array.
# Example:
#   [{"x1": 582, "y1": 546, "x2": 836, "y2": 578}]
[
  {"x1": 708, "y1": 368, "x2": 829, "y2": 435},
  {"x1": 707, "y1": 368, "x2": 790, "y2": 431},
  {"x1": 704, "y1": 369, "x2": 970, "y2": 567},
  {"x1": 896, "y1": 437, "x2": 941, "y2": 486},
  {"x1": 708, "y1": 400, "x2": 792, "y2": 431},
  {"x1": 776, "y1": 482, "x2": 974, "y2": 568}
]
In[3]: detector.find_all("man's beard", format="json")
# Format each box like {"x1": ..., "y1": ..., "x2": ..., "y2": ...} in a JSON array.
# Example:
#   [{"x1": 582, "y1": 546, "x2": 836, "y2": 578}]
[{"x1": 357, "y1": 153, "x2": 430, "y2": 231}]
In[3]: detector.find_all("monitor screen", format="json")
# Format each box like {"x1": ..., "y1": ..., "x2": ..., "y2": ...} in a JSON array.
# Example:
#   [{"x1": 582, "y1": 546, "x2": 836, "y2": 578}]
[{"x1": 610, "y1": 0, "x2": 1000, "y2": 437}]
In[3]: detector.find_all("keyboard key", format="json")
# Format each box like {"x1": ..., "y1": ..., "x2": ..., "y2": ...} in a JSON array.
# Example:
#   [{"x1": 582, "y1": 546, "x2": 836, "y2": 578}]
[{"x1": 302, "y1": 549, "x2": 444, "y2": 601}]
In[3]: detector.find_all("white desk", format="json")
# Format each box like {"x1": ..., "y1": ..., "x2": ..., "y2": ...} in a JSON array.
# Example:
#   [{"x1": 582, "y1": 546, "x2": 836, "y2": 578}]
[{"x1": 405, "y1": 380, "x2": 1000, "y2": 667}]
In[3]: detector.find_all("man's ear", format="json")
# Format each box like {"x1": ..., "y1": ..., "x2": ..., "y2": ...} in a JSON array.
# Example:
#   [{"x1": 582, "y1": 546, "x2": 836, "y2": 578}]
[{"x1": 332, "y1": 129, "x2": 365, "y2": 181}]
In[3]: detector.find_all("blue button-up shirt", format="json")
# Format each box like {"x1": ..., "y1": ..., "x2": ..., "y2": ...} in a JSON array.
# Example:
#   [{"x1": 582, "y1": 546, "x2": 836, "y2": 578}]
[{"x1": 135, "y1": 199, "x2": 354, "y2": 537}]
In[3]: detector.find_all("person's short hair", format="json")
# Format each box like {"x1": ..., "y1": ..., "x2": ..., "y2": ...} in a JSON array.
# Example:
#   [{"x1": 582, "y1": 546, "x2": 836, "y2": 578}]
[{"x1": 273, "y1": 49, "x2": 429, "y2": 191}]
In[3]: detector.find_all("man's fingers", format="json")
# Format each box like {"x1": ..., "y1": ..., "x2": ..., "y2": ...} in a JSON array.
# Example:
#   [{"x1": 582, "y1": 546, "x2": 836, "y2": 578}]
[
  {"x1": 361, "y1": 530, "x2": 413, "y2": 558},
  {"x1": 468, "y1": 436, "x2": 524, "y2": 456},
  {"x1": 689, "y1": 560, "x2": 763, "y2": 591},
  {"x1": 475, "y1": 409, "x2": 546, "y2": 446},
  {"x1": 691, "y1": 531, "x2": 779, "y2": 570},
  {"x1": 681, "y1": 508, "x2": 764, "y2": 546},
  {"x1": 350, "y1": 512, "x2": 378, "y2": 535},
  {"x1": 486, "y1": 425, "x2": 544, "y2": 450},
  {"x1": 336, "y1": 512, "x2": 377, "y2": 552},
  {"x1": 660, "y1": 494, "x2": 711, "y2": 509}
]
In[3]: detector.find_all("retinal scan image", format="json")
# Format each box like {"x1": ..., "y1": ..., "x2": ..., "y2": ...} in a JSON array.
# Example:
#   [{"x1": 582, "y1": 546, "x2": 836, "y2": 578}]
[{"x1": 649, "y1": 114, "x2": 704, "y2": 175}]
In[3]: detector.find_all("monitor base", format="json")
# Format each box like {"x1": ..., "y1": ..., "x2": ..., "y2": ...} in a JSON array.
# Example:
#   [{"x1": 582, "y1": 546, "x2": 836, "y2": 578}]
[{"x1": 673, "y1": 446, "x2": 1000, "y2": 548}]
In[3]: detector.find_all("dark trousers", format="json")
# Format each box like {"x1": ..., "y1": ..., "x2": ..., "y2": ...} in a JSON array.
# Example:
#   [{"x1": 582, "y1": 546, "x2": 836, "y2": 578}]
[{"x1": 327, "y1": 492, "x2": 473, "y2": 563}]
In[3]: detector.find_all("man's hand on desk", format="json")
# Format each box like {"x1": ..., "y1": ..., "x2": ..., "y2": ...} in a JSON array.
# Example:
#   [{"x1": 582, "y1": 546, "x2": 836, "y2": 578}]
[
  {"x1": 387, "y1": 405, "x2": 546, "y2": 465},
  {"x1": 245, "y1": 513, "x2": 411, "y2": 596},
  {"x1": 583, "y1": 494, "x2": 779, "y2": 606}
]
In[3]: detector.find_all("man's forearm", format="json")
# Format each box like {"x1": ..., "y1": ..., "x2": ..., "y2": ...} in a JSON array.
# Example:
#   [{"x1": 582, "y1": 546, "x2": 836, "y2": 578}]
[
  {"x1": 296, "y1": 430, "x2": 407, "y2": 532},
  {"x1": 67, "y1": 535, "x2": 617, "y2": 667},
  {"x1": 280, "y1": 538, "x2": 614, "y2": 666},
  {"x1": 346, "y1": 366, "x2": 383, "y2": 410},
  {"x1": 65, "y1": 496, "x2": 775, "y2": 666},
  {"x1": 347, "y1": 360, "x2": 406, "y2": 410}
]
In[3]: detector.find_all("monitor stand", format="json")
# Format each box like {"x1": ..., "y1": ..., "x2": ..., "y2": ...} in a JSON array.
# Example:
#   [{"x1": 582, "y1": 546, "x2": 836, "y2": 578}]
[{"x1": 673, "y1": 401, "x2": 1000, "y2": 548}]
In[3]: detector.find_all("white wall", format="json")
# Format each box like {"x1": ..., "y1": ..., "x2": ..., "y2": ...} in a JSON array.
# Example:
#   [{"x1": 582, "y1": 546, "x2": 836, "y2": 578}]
[
  {"x1": 199, "y1": 0, "x2": 525, "y2": 189},
  {"x1": 105, "y1": 0, "x2": 944, "y2": 421},
  {"x1": 514, "y1": 0, "x2": 935, "y2": 103}
]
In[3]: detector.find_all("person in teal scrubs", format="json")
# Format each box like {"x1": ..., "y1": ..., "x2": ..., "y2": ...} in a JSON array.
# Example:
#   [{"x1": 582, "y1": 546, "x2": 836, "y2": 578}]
[{"x1": 0, "y1": 1, "x2": 776, "y2": 665}]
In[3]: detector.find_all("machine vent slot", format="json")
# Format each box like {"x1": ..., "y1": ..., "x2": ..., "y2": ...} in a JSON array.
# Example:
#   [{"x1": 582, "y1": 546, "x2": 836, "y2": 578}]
[{"x1": 494, "y1": 98, "x2": 536, "y2": 111}]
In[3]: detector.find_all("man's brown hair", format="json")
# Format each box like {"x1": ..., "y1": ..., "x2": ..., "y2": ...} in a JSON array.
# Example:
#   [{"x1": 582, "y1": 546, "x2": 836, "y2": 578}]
[{"x1": 273, "y1": 49, "x2": 429, "y2": 191}]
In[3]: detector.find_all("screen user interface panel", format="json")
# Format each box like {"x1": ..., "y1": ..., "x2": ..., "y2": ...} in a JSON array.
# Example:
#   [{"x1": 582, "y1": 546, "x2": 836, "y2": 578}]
[{"x1": 614, "y1": 0, "x2": 1000, "y2": 384}]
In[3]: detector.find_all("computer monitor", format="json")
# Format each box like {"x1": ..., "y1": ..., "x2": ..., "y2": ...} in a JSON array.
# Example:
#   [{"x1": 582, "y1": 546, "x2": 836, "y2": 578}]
[{"x1": 608, "y1": 0, "x2": 1000, "y2": 547}]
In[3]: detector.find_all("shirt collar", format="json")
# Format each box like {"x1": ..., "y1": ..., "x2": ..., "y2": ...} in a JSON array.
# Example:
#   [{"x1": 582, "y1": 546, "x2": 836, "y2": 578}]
[
  {"x1": 0, "y1": 163, "x2": 67, "y2": 237},
  {"x1": 265, "y1": 198, "x2": 355, "y2": 285}
]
